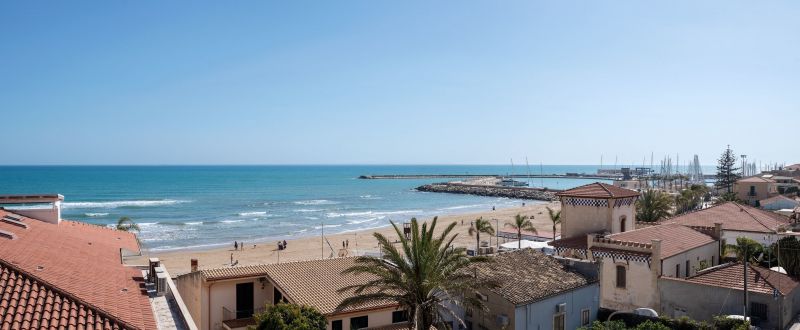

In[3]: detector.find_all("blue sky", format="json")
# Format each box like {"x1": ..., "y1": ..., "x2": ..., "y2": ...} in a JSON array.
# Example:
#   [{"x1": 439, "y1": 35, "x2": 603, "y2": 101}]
[{"x1": 1, "y1": 1, "x2": 797, "y2": 165}]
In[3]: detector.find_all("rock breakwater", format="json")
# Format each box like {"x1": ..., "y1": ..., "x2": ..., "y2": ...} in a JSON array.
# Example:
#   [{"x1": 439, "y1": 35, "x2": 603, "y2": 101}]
[{"x1": 416, "y1": 183, "x2": 559, "y2": 201}]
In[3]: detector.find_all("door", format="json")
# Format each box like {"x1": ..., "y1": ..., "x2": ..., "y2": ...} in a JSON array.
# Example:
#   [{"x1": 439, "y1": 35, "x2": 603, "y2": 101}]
[{"x1": 236, "y1": 282, "x2": 254, "y2": 319}]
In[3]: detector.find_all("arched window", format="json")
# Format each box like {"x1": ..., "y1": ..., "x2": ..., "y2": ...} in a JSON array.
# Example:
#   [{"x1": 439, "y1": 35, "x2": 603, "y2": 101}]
[
  {"x1": 616, "y1": 265, "x2": 626, "y2": 288},
  {"x1": 620, "y1": 215, "x2": 627, "y2": 232}
]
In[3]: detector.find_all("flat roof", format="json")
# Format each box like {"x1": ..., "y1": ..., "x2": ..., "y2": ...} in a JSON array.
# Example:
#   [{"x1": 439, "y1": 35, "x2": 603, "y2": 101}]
[{"x1": 0, "y1": 194, "x2": 64, "y2": 204}]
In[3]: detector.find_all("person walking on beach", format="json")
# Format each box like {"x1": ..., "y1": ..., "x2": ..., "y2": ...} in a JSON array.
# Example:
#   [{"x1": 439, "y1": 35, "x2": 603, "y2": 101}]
[
  {"x1": 230, "y1": 253, "x2": 233, "y2": 265},
  {"x1": 283, "y1": 240, "x2": 287, "y2": 249},
  {"x1": 346, "y1": 239, "x2": 349, "y2": 248},
  {"x1": 234, "y1": 241, "x2": 238, "y2": 251}
]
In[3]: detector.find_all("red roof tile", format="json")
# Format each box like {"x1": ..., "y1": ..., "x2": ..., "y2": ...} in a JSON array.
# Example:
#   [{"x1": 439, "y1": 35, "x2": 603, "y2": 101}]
[
  {"x1": 665, "y1": 263, "x2": 799, "y2": 296},
  {"x1": 0, "y1": 210, "x2": 155, "y2": 329},
  {"x1": 662, "y1": 202, "x2": 790, "y2": 233},
  {"x1": 606, "y1": 223, "x2": 716, "y2": 258},
  {"x1": 556, "y1": 182, "x2": 639, "y2": 199}
]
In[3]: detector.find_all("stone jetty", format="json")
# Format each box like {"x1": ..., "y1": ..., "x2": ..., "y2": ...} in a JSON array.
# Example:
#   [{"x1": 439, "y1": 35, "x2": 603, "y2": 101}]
[{"x1": 416, "y1": 182, "x2": 559, "y2": 201}]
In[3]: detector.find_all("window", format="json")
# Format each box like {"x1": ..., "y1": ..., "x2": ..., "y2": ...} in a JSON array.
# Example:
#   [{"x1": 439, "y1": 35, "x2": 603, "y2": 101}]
[
  {"x1": 331, "y1": 320, "x2": 343, "y2": 330},
  {"x1": 616, "y1": 265, "x2": 626, "y2": 288},
  {"x1": 581, "y1": 309, "x2": 591, "y2": 326},
  {"x1": 273, "y1": 287, "x2": 283, "y2": 305},
  {"x1": 350, "y1": 316, "x2": 369, "y2": 330},
  {"x1": 712, "y1": 255, "x2": 715, "y2": 266},
  {"x1": 749, "y1": 186, "x2": 756, "y2": 196},
  {"x1": 392, "y1": 310, "x2": 408, "y2": 323},
  {"x1": 685, "y1": 260, "x2": 690, "y2": 277},
  {"x1": 676, "y1": 264, "x2": 680, "y2": 277},
  {"x1": 620, "y1": 216, "x2": 627, "y2": 232},
  {"x1": 553, "y1": 313, "x2": 565, "y2": 330},
  {"x1": 751, "y1": 302, "x2": 768, "y2": 321}
]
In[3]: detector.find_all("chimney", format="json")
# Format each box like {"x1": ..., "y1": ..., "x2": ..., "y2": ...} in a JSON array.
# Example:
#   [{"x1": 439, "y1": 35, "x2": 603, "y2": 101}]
[
  {"x1": 651, "y1": 239, "x2": 662, "y2": 276},
  {"x1": 191, "y1": 258, "x2": 198, "y2": 272},
  {"x1": 713, "y1": 222, "x2": 723, "y2": 240}
]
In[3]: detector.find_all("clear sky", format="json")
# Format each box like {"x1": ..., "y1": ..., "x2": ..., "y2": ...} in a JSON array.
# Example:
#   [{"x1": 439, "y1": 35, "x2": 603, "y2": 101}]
[{"x1": 1, "y1": 1, "x2": 797, "y2": 165}]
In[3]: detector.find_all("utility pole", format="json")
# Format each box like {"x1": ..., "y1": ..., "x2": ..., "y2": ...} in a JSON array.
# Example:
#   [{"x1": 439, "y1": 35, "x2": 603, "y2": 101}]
[{"x1": 744, "y1": 244, "x2": 749, "y2": 319}]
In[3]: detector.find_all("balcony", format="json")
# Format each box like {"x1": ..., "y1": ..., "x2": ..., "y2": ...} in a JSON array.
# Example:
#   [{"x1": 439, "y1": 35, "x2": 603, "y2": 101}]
[{"x1": 222, "y1": 306, "x2": 264, "y2": 330}]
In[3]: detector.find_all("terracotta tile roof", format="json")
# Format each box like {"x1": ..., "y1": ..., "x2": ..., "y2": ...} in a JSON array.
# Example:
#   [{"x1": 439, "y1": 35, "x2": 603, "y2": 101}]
[
  {"x1": 606, "y1": 223, "x2": 715, "y2": 258},
  {"x1": 468, "y1": 249, "x2": 594, "y2": 305},
  {"x1": 0, "y1": 259, "x2": 133, "y2": 330},
  {"x1": 738, "y1": 176, "x2": 775, "y2": 183},
  {"x1": 760, "y1": 195, "x2": 799, "y2": 206},
  {"x1": 548, "y1": 235, "x2": 589, "y2": 251},
  {"x1": 0, "y1": 210, "x2": 155, "y2": 329},
  {"x1": 665, "y1": 263, "x2": 799, "y2": 296},
  {"x1": 661, "y1": 202, "x2": 790, "y2": 234},
  {"x1": 785, "y1": 164, "x2": 800, "y2": 171},
  {"x1": 200, "y1": 258, "x2": 396, "y2": 315},
  {"x1": 556, "y1": 182, "x2": 639, "y2": 199}
]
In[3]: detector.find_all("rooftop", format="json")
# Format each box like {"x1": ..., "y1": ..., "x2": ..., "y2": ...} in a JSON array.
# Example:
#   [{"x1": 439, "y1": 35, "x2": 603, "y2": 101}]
[
  {"x1": 760, "y1": 195, "x2": 800, "y2": 205},
  {"x1": 661, "y1": 202, "x2": 790, "y2": 234},
  {"x1": 605, "y1": 223, "x2": 716, "y2": 258},
  {"x1": 0, "y1": 209, "x2": 157, "y2": 329},
  {"x1": 663, "y1": 263, "x2": 799, "y2": 296},
  {"x1": 468, "y1": 249, "x2": 594, "y2": 305},
  {"x1": 198, "y1": 257, "x2": 396, "y2": 315},
  {"x1": 556, "y1": 182, "x2": 640, "y2": 199},
  {"x1": 737, "y1": 176, "x2": 776, "y2": 183}
]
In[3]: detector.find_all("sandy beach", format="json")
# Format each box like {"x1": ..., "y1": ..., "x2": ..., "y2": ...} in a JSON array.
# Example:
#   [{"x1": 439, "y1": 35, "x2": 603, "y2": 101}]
[{"x1": 149, "y1": 202, "x2": 562, "y2": 275}]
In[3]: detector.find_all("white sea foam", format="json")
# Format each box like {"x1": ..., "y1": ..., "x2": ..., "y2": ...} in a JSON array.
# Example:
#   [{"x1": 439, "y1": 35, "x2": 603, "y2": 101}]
[
  {"x1": 85, "y1": 212, "x2": 109, "y2": 217},
  {"x1": 186, "y1": 221, "x2": 203, "y2": 226},
  {"x1": 294, "y1": 208, "x2": 322, "y2": 213},
  {"x1": 325, "y1": 209, "x2": 420, "y2": 218},
  {"x1": 137, "y1": 222, "x2": 158, "y2": 227},
  {"x1": 221, "y1": 219, "x2": 244, "y2": 224},
  {"x1": 238, "y1": 211, "x2": 267, "y2": 217},
  {"x1": 305, "y1": 216, "x2": 319, "y2": 220},
  {"x1": 62, "y1": 200, "x2": 189, "y2": 209},
  {"x1": 293, "y1": 199, "x2": 338, "y2": 205},
  {"x1": 314, "y1": 224, "x2": 341, "y2": 229},
  {"x1": 439, "y1": 204, "x2": 484, "y2": 211},
  {"x1": 347, "y1": 217, "x2": 382, "y2": 225},
  {"x1": 359, "y1": 195, "x2": 383, "y2": 200}
]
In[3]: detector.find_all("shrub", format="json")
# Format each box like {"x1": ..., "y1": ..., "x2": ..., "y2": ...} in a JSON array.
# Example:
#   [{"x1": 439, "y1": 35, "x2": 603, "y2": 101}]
[{"x1": 252, "y1": 303, "x2": 326, "y2": 330}]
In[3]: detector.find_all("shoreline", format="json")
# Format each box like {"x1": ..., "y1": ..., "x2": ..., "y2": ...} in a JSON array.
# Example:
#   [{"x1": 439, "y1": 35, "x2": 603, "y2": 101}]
[{"x1": 144, "y1": 201, "x2": 562, "y2": 276}]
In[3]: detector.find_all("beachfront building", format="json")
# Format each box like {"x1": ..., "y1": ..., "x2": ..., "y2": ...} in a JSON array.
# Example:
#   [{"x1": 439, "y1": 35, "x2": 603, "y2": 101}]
[
  {"x1": 735, "y1": 176, "x2": 778, "y2": 207},
  {"x1": 0, "y1": 194, "x2": 195, "y2": 330},
  {"x1": 660, "y1": 202, "x2": 792, "y2": 247},
  {"x1": 660, "y1": 263, "x2": 800, "y2": 329},
  {"x1": 555, "y1": 182, "x2": 639, "y2": 239},
  {"x1": 175, "y1": 257, "x2": 406, "y2": 330},
  {"x1": 458, "y1": 249, "x2": 599, "y2": 330}
]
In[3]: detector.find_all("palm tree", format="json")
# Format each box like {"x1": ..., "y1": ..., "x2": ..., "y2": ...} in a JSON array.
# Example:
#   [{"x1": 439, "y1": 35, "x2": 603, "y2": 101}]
[
  {"x1": 116, "y1": 216, "x2": 140, "y2": 232},
  {"x1": 727, "y1": 237, "x2": 763, "y2": 263},
  {"x1": 635, "y1": 190, "x2": 673, "y2": 222},
  {"x1": 546, "y1": 207, "x2": 562, "y2": 241},
  {"x1": 715, "y1": 192, "x2": 741, "y2": 205},
  {"x1": 504, "y1": 214, "x2": 537, "y2": 249},
  {"x1": 468, "y1": 217, "x2": 495, "y2": 255},
  {"x1": 336, "y1": 217, "x2": 493, "y2": 330}
]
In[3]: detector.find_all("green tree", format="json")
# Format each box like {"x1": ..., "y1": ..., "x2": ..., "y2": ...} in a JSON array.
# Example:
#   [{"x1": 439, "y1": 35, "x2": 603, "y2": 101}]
[
  {"x1": 714, "y1": 146, "x2": 741, "y2": 194},
  {"x1": 504, "y1": 214, "x2": 537, "y2": 249},
  {"x1": 634, "y1": 320, "x2": 670, "y2": 330},
  {"x1": 468, "y1": 217, "x2": 495, "y2": 255},
  {"x1": 116, "y1": 216, "x2": 140, "y2": 232},
  {"x1": 714, "y1": 192, "x2": 741, "y2": 205},
  {"x1": 726, "y1": 237, "x2": 763, "y2": 263},
  {"x1": 636, "y1": 190, "x2": 673, "y2": 222},
  {"x1": 578, "y1": 320, "x2": 628, "y2": 330},
  {"x1": 675, "y1": 184, "x2": 709, "y2": 215},
  {"x1": 546, "y1": 207, "x2": 562, "y2": 241},
  {"x1": 336, "y1": 217, "x2": 493, "y2": 330},
  {"x1": 252, "y1": 303, "x2": 326, "y2": 330},
  {"x1": 774, "y1": 236, "x2": 800, "y2": 276}
]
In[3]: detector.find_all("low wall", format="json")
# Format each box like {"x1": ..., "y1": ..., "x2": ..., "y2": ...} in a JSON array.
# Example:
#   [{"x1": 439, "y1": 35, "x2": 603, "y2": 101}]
[{"x1": 416, "y1": 183, "x2": 559, "y2": 201}]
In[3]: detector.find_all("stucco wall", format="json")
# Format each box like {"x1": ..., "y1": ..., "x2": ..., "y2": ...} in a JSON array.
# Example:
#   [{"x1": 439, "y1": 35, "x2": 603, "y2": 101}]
[
  {"x1": 735, "y1": 182, "x2": 776, "y2": 206},
  {"x1": 176, "y1": 272, "x2": 205, "y2": 330},
  {"x1": 661, "y1": 241, "x2": 719, "y2": 278},
  {"x1": 327, "y1": 308, "x2": 397, "y2": 330},
  {"x1": 206, "y1": 278, "x2": 270, "y2": 330},
  {"x1": 599, "y1": 260, "x2": 657, "y2": 311},
  {"x1": 514, "y1": 284, "x2": 600, "y2": 330},
  {"x1": 610, "y1": 205, "x2": 635, "y2": 234},
  {"x1": 659, "y1": 278, "x2": 790, "y2": 329},
  {"x1": 562, "y1": 203, "x2": 611, "y2": 239},
  {"x1": 469, "y1": 289, "x2": 517, "y2": 330}
]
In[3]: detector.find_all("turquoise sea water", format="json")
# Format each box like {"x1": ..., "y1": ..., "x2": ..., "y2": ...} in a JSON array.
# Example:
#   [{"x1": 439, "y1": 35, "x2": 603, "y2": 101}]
[{"x1": 0, "y1": 165, "x2": 622, "y2": 251}]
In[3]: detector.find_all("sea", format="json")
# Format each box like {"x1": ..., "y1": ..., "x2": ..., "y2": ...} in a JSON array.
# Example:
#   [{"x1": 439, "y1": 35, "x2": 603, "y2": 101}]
[{"x1": 0, "y1": 165, "x2": 651, "y2": 252}]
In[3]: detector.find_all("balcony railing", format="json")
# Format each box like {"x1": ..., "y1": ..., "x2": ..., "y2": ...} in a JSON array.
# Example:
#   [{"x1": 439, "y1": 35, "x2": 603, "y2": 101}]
[{"x1": 222, "y1": 306, "x2": 265, "y2": 321}]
